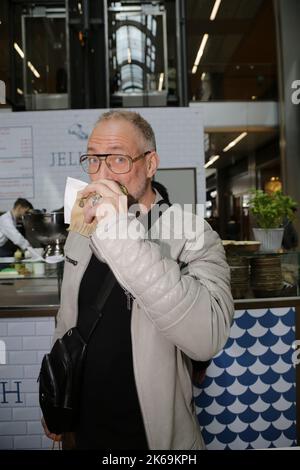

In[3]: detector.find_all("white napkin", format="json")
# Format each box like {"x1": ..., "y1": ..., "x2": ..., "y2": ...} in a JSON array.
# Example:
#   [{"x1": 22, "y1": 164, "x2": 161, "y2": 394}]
[
  {"x1": 45, "y1": 255, "x2": 64, "y2": 264},
  {"x1": 26, "y1": 247, "x2": 44, "y2": 261},
  {"x1": 64, "y1": 176, "x2": 88, "y2": 224},
  {"x1": 26, "y1": 247, "x2": 64, "y2": 264}
]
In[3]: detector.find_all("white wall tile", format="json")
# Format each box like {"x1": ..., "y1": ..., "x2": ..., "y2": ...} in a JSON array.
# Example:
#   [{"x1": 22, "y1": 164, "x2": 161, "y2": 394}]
[
  {"x1": 37, "y1": 351, "x2": 46, "y2": 364},
  {"x1": 14, "y1": 435, "x2": 41, "y2": 449},
  {"x1": 27, "y1": 421, "x2": 43, "y2": 435},
  {"x1": 0, "y1": 322, "x2": 8, "y2": 336},
  {"x1": 0, "y1": 436, "x2": 13, "y2": 449},
  {"x1": 8, "y1": 323, "x2": 35, "y2": 336},
  {"x1": 5, "y1": 317, "x2": 38, "y2": 323},
  {"x1": 23, "y1": 365, "x2": 40, "y2": 379},
  {"x1": 35, "y1": 321, "x2": 55, "y2": 336},
  {"x1": 25, "y1": 393, "x2": 39, "y2": 407},
  {"x1": 0, "y1": 316, "x2": 56, "y2": 449},
  {"x1": 2, "y1": 337, "x2": 23, "y2": 351},
  {"x1": 0, "y1": 421, "x2": 27, "y2": 435},
  {"x1": 0, "y1": 365, "x2": 23, "y2": 379},
  {"x1": 8, "y1": 351, "x2": 37, "y2": 365},
  {"x1": 23, "y1": 336, "x2": 51, "y2": 351},
  {"x1": 0, "y1": 407, "x2": 12, "y2": 421},
  {"x1": 13, "y1": 407, "x2": 41, "y2": 421}
]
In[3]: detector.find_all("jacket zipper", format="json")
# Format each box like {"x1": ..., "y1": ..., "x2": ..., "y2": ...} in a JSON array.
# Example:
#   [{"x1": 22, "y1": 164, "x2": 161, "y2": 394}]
[{"x1": 123, "y1": 287, "x2": 134, "y2": 310}]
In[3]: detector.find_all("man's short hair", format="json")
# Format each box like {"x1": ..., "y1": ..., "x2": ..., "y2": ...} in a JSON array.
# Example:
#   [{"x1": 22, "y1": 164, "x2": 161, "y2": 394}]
[
  {"x1": 97, "y1": 110, "x2": 157, "y2": 151},
  {"x1": 13, "y1": 198, "x2": 33, "y2": 210}
]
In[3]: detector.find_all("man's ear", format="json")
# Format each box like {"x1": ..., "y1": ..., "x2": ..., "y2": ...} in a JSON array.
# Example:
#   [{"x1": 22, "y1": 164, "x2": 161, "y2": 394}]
[{"x1": 147, "y1": 151, "x2": 160, "y2": 178}]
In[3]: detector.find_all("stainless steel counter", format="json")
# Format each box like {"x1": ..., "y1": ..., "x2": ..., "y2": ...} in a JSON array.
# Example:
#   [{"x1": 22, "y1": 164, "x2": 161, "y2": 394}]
[{"x1": 0, "y1": 278, "x2": 59, "y2": 317}]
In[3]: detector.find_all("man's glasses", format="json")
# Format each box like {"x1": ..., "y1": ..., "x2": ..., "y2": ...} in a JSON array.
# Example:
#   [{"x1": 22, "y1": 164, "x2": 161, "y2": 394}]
[{"x1": 79, "y1": 151, "x2": 152, "y2": 175}]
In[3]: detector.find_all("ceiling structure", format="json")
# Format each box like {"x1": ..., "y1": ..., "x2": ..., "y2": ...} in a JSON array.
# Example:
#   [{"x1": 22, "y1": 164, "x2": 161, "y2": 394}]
[
  {"x1": 0, "y1": 0, "x2": 278, "y2": 104},
  {"x1": 205, "y1": 128, "x2": 279, "y2": 170},
  {"x1": 187, "y1": 0, "x2": 278, "y2": 101}
]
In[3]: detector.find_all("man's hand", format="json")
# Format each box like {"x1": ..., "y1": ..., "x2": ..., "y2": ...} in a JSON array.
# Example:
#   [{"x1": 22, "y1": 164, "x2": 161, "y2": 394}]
[
  {"x1": 80, "y1": 179, "x2": 128, "y2": 225},
  {"x1": 41, "y1": 416, "x2": 62, "y2": 442}
]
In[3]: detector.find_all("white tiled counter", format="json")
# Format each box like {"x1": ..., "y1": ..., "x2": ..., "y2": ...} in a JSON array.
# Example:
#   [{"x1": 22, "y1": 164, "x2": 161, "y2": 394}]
[
  {"x1": 1, "y1": 284, "x2": 299, "y2": 449},
  {"x1": 0, "y1": 278, "x2": 58, "y2": 449}
]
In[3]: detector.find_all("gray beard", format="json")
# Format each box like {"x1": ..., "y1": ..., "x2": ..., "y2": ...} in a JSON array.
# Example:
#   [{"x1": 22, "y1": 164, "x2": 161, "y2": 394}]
[{"x1": 129, "y1": 178, "x2": 150, "y2": 208}]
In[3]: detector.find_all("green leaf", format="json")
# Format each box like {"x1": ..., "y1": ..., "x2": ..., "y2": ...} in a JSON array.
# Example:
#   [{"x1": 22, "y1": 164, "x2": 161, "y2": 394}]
[{"x1": 248, "y1": 189, "x2": 297, "y2": 229}]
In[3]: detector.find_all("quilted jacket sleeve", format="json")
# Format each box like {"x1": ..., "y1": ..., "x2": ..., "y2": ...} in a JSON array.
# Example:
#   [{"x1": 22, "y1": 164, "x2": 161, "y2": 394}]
[{"x1": 90, "y1": 213, "x2": 234, "y2": 361}]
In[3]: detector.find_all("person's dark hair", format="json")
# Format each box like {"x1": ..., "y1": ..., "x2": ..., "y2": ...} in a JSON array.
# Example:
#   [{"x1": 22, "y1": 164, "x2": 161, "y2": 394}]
[
  {"x1": 97, "y1": 110, "x2": 157, "y2": 151},
  {"x1": 151, "y1": 181, "x2": 171, "y2": 205},
  {"x1": 13, "y1": 198, "x2": 33, "y2": 210}
]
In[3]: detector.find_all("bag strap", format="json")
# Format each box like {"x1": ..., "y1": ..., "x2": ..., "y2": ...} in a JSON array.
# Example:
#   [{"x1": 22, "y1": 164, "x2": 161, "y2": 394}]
[{"x1": 87, "y1": 269, "x2": 116, "y2": 342}]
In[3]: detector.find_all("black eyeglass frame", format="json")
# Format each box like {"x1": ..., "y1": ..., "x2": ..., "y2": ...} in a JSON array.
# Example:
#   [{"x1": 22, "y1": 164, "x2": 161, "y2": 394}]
[{"x1": 79, "y1": 150, "x2": 153, "y2": 174}]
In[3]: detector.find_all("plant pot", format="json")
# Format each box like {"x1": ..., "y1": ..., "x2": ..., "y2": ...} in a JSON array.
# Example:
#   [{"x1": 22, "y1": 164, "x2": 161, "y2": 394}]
[{"x1": 252, "y1": 228, "x2": 284, "y2": 253}]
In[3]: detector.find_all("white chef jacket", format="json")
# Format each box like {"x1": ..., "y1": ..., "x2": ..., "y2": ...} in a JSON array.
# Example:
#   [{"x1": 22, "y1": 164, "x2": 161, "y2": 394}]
[{"x1": 0, "y1": 211, "x2": 30, "y2": 250}]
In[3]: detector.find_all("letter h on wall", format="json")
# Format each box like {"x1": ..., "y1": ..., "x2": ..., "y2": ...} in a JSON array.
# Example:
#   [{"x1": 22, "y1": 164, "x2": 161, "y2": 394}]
[{"x1": 0, "y1": 381, "x2": 23, "y2": 403}]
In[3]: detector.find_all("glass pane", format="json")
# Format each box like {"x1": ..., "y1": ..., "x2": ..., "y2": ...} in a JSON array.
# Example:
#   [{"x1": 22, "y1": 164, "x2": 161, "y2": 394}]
[
  {"x1": 187, "y1": 0, "x2": 278, "y2": 101},
  {"x1": 205, "y1": 129, "x2": 280, "y2": 240},
  {"x1": 24, "y1": 16, "x2": 67, "y2": 96},
  {"x1": 108, "y1": 3, "x2": 167, "y2": 106},
  {"x1": 116, "y1": 25, "x2": 144, "y2": 64}
]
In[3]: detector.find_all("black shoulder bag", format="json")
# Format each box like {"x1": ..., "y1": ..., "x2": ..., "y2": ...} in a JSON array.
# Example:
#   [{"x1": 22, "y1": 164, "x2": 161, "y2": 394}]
[{"x1": 38, "y1": 269, "x2": 116, "y2": 435}]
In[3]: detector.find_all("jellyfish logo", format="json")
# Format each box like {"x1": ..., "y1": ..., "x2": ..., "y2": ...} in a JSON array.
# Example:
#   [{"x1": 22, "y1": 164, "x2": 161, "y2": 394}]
[{"x1": 68, "y1": 123, "x2": 88, "y2": 140}]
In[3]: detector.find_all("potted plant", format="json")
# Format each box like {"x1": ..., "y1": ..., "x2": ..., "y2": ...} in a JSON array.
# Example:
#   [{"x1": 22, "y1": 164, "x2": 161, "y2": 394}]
[{"x1": 249, "y1": 189, "x2": 297, "y2": 252}]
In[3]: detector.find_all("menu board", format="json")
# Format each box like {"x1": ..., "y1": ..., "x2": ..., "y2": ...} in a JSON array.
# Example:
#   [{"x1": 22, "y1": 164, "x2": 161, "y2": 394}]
[{"x1": 0, "y1": 126, "x2": 34, "y2": 199}]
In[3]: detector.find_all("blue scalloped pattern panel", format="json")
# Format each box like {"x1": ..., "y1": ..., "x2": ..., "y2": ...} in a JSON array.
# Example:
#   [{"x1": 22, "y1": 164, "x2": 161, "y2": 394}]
[{"x1": 195, "y1": 307, "x2": 297, "y2": 449}]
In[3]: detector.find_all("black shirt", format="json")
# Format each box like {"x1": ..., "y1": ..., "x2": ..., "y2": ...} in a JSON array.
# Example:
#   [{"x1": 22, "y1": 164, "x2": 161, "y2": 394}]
[{"x1": 75, "y1": 254, "x2": 148, "y2": 449}]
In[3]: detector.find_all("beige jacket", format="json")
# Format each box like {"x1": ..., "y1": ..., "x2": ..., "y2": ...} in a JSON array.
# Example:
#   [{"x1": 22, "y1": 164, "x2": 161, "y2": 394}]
[{"x1": 54, "y1": 193, "x2": 234, "y2": 450}]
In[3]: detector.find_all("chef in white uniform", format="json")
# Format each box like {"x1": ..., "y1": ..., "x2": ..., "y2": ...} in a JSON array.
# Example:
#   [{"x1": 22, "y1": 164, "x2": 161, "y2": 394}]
[{"x1": 0, "y1": 198, "x2": 33, "y2": 256}]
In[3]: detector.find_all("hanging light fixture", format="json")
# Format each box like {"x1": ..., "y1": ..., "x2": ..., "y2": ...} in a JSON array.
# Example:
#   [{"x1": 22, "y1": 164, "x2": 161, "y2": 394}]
[{"x1": 265, "y1": 177, "x2": 282, "y2": 194}]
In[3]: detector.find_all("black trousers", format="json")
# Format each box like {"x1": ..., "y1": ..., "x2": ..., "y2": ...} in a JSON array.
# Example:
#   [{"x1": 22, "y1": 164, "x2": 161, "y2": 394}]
[
  {"x1": 0, "y1": 240, "x2": 17, "y2": 269},
  {"x1": 0, "y1": 240, "x2": 17, "y2": 257}
]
